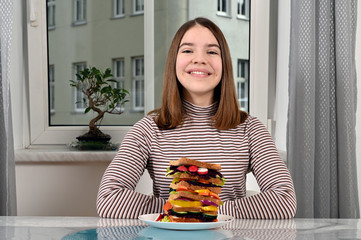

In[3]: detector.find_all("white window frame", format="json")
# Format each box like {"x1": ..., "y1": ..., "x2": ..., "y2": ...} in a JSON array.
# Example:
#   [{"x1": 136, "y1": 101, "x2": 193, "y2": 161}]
[
  {"x1": 133, "y1": 0, "x2": 144, "y2": 15},
  {"x1": 237, "y1": 0, "x2": 250, "y2": 20},
  {"x1": 23, "y1": 0, "x2": 269, "y2": 146},
  {"x1": 73, "y1": 63, "x2": 87, "y2": 113},
  {"x1": 73, "y1": 0, "x2": 86, "y2": 25},
  {"x1": 132, "y1": 57, "x2": 145, "y2": 111},
  {"x1": 113, "y1": 58, "x2": 126, "y2": 111},
  {"x1": 113, "y1": 0, "x2": 125, "y2": 18},
  {"x1": 217, "y1": 0, "x2": 231, "y2": 17},
  {"x1": 47, "y1": 0, "x2": 56, "y2": 30},
  {"x1": 236, "y1": 59, "x2": 249, "y2": 112}
]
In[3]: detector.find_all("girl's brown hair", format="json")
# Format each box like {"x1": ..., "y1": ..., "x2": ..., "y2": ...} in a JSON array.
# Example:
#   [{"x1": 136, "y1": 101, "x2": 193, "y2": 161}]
[{"x1": 149, "y1": 17, "x2": 248, "y2": 130}]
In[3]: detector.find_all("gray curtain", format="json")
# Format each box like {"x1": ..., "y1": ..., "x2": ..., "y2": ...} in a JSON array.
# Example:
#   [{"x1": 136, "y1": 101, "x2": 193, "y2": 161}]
[
  {"x1": 287, "y1": 0, "x2": 359, "y2": 218},
  {"x1": 0, "y1": 0, "x2": 17, "y2": 216}
]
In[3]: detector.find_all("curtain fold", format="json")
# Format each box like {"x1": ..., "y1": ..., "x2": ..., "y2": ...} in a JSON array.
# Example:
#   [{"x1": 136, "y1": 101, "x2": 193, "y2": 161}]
[
  {"x1": 287, "y1": 0, "x2": 359, "y2": 218},
  {"x1": 0, "y1": 0, "x2": 17, "y2": 216}
]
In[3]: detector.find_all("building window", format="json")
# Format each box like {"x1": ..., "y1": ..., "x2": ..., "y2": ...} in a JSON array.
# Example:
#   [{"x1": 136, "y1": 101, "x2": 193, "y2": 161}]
[
  {"x1": 73, "y1": 0, "x2": 86, "y2": 25},
  {"x1": 237, "y1": 0, "x2": 250, "y2": 19},
  {"x1": 132, "y1": 57, "x2": 144, "y2": 111},
  {"x1": 113, "y1": 59, "x2": 125, "y2": 111},
  {"x1": 217, "y1": 0, "x2": 230, "y2": 17},
  {"x1": 133, "y1": 0, "x2": 144, "y2": 14},
  {"x1": 237, "y1": 59, "x2": 249, "y2": 112},
  {"x1": 73, "y1": 63, "x2": 87, "y2": 112},
  {"x1": 47, "y1": 0, "x2": 56, "y2": 29},
  {"x1": 113, "y1": 0, "x2": 125, "y2": 18},
  {"x1": 49, "y1": 65, "x2": 55, "y2": 114}
]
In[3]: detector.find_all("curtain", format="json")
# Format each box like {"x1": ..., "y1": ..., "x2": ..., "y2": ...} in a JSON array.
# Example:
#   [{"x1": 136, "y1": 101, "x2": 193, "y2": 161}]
[
  {"x1": 287, "y1": 0, "x2": 359, "y2": 218},
  {"x1": 0, "y1": 0, "x2": 16, "y2": 216}
]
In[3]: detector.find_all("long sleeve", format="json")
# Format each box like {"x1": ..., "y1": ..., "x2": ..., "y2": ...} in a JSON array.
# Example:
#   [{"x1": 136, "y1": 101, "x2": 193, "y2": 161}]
[
  {"x1": 219, "y1": 118, "x2": 297, "y2": 219},
  {"x1": 96, "y1": 118, "x2": 166, "y2": 218}
]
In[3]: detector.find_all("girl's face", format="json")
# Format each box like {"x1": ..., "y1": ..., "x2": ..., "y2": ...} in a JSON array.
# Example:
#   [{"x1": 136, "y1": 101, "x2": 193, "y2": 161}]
[{"x1": 176, "y1": 25, "x2": 222, "y2": 106}]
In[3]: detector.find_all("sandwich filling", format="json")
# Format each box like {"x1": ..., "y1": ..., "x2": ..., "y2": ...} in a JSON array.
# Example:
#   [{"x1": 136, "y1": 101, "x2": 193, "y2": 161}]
[{"x1": 158, "y1": 157, "x2": 225, "y2": 222}]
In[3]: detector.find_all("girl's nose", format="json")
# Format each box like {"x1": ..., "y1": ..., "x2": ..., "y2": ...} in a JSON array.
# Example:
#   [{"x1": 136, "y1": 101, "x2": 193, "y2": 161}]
[{"x1": 192, "y1": 52, "x2": 206, "y2": 64}]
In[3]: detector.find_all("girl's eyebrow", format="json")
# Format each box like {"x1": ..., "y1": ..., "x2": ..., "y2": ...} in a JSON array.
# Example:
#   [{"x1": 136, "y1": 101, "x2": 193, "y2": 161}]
[{"x1": 179, "y1": 42, "x2": 220, "y2": 49}]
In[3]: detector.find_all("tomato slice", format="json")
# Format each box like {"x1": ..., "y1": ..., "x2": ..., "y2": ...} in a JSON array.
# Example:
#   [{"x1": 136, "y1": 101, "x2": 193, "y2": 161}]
[
  {"x1": 163, "y1": 201, "x2": 173, "y2": 211},
  {"x1": 209, "y1": 192, "x2": 220, "y2": 199},
  {"x1": 177, "y1": 186, "x2": 189, "y2": 191},
  {"x1": 197, "y1": 179, "x2": 211, "y2": 184}
]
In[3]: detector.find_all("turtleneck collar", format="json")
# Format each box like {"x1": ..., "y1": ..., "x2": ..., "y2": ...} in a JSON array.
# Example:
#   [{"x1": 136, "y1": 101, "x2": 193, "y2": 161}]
[{"x1": 182, "y1": 99, "x2": 218, "y2": 118}]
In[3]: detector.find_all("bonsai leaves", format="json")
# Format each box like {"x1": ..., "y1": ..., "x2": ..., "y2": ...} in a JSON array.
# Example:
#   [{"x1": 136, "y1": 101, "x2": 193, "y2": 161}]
[
  {"x1": 69, "y1": 66, "x2": 129, "y2": 132},
  {"x1": 70, "y1": 66, "x2": 129, "y2": 115}
]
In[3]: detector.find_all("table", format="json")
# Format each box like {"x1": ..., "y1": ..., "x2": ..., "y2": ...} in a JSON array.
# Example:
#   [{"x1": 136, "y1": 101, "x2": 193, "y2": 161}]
[{"x1": 1, "y1": 216, "x2": 361, "y2": 239}]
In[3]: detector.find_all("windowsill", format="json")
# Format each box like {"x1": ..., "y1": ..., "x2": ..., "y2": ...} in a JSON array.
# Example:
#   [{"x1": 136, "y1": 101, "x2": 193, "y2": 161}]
[
  {"x1": 72, "y1": 21, "x2": 87, "y2": 27},
  {"x1": 216, "y1": 12, "x2": 232, "y2": 18},
  {"x1": 15, "y1": 145, "x2": 117, "y2": 163},
  {"x1": 15, "y1": 146, "x2": 286, "y2": 163},
  {"x1": 111, "y1": 15, "x2": 126, "y2": 20},
  {"x1": 237, "y1": 16, "x2": 250, "y2": 21},
  {"x1": 130, "y1": 12, "x2": 144, "y2": 17}
]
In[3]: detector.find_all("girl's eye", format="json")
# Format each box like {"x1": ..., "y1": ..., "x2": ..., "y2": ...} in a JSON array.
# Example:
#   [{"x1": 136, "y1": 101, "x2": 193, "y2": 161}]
[
  {"x1": 182, "y1": 49, "x2": 192, "y2": 53},
  {"x1": 208, "y1": 50, "x2": 218, "y2": 55}
]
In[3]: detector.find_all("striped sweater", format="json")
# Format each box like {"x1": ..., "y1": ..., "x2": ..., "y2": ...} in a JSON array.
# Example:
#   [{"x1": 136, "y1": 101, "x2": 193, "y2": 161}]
[{"x1": 96, "y1": 101, "x2": 297, "y2": 219}]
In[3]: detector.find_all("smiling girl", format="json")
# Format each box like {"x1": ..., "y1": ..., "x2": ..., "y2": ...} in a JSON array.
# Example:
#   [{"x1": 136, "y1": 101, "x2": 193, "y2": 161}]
[{"x1": 96, "y1": 17, "x2": 296, "y2": 219}]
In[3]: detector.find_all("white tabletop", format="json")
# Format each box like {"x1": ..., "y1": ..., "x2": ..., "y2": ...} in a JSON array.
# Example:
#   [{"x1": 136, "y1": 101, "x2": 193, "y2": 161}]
[{"x1": 1, "y1": 216, "x2": 361, "y2": 239}]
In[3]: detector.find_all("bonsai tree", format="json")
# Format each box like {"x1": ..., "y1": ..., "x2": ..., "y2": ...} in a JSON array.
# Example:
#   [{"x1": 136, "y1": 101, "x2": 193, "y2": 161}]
[{"x1": 70, "y1": 66, "x2": 129, "y2": 143}]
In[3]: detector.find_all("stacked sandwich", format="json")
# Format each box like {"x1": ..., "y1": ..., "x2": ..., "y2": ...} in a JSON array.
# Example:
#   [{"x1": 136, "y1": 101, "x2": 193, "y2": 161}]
[{"x1": 161, "y1": 157, "x2": 226, "y2": 222}]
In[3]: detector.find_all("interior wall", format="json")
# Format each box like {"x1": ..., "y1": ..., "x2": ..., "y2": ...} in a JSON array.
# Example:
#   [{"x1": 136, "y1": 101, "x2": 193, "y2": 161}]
[
  {"x1": 16, "y1": 162, "x2": 108, "y2": 216},
  {"x1": 16, "y1": 162, "x2": 152, "y2": 216}
]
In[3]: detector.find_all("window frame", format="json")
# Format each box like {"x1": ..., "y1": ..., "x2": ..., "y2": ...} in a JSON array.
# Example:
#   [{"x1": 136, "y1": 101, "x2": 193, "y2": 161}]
[
  {"x1": 73, "y1": 0, "x2": 87, "y2": 26},
  {"x1": 236, "y1": 59, "x2": 249, "y2": 112},
  {"x1": 24, "y1": 0, "x2": 270, "y2": 147},
  {"x1": 73, "y1": 62, "x2": 87, "y2": 113},
  {"x1": 133, "y1": 0, "x2": 144, "y2": 15},
  {"x1": 132, "y1": 57, "x2": 145, "y2": 111},
  {"x1": 113, "y1": 58, "x2": 126, "y2": 111},
  {"x1": 237, "y1": 0, "x2": 250, "y2": 20},
  {"x1": 217, "y1": 0, "x2": 231, "y2": 17},
  {"x1": 113, "y1": 0, "x2": 125, "y2": 18},
  {"x1": 47, "y1": 0, "x2": 56, "y2": 30}
]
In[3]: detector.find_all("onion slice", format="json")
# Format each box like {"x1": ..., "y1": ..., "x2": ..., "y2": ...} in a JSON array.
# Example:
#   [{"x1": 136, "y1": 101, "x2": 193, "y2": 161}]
[{"x1": 201, "y1": 200, "x2": 218, "y2": 207}]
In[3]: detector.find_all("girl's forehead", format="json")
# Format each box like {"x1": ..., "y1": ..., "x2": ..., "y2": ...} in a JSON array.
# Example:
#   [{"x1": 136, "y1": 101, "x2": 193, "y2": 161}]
[{"x1": 180, "y1": 25, "x2": 218, "y2": 45}]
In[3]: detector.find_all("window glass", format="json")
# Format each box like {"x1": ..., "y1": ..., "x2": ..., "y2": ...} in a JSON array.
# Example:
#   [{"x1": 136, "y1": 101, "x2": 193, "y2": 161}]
[
  {"x1": 47, "y1": 0, "x2": 144, "y2": 126},
  {"x1": 47, "y1": 0, "x2": 249, "y2": 127}
]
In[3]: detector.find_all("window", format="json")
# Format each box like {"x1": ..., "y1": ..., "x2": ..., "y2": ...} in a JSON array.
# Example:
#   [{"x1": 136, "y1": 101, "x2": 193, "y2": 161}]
[
  {"x1": 113, "y1": 59, "x2": 125, "y2": 111},
  {"x1": 217, "y1": 0, "x2": 230, "y2": 17},
  {"x1": 238, "y1": 0, "x2": 250, "y2": 19},
  {"x1": 49, "y1": 65, "x2": 55, "y2": 114},
  {"x1": 236, "y1": 60, "x2": 249, "y2": 112},
  {"x1": 73, "y1": 63, "x2": 87, "y2": 112},
  {"x1": 47, "y1": 0, "x2": 56, "y2": 29},
  {"x1": 132, "y1": 57, "x2": 144, "y2": 111},
  {"x1": 24, "y1": 0, "x2": 272, "y2": 147},
  {"x1": 113, "y1": 0, "x2": 125, "y2": 18},
  {"x1": 73, "y1": 0, "x2": 86, "y2": 25},
  {"x1": 133, "y1": 0, "x2": 144, "y2": 14}
]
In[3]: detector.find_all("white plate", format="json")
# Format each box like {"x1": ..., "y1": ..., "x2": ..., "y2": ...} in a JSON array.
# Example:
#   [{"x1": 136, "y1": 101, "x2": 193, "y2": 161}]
[{"x1": 138, "y1": 213, "x2": 234, "y2": 230}]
